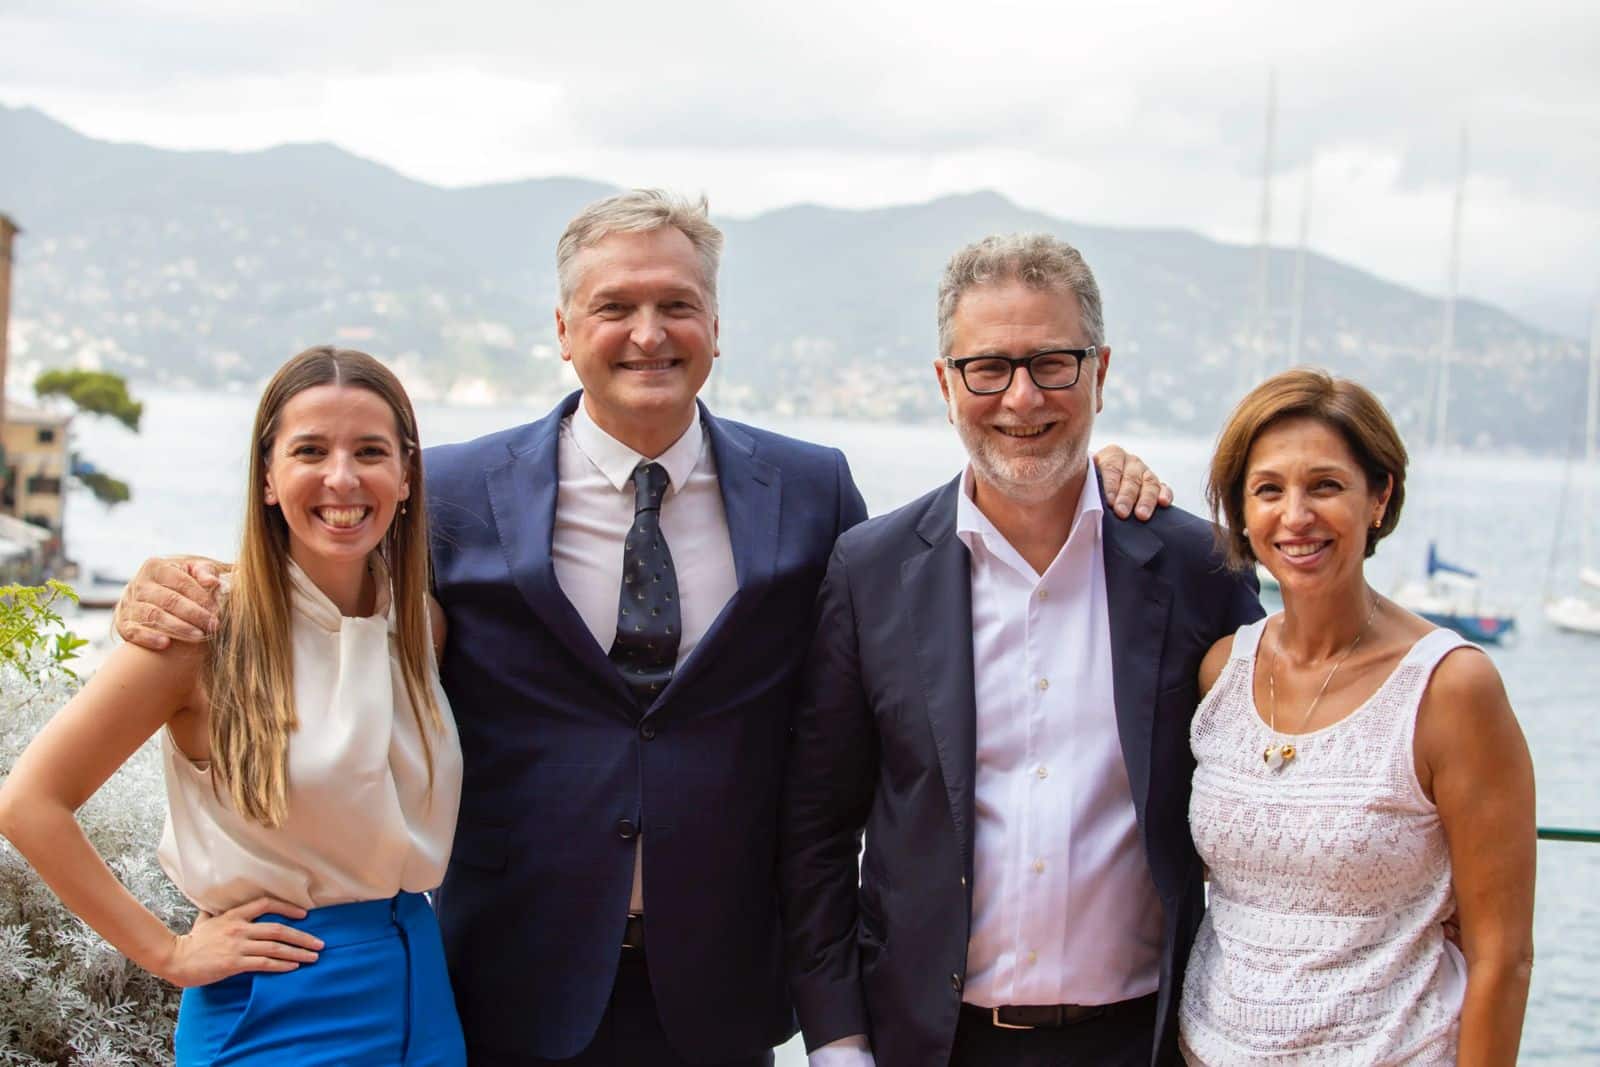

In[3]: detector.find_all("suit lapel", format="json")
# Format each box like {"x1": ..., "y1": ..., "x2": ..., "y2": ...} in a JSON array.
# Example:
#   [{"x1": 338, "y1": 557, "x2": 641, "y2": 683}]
[
  {"x1": 905, "y1": 479, "x2": 978, "y2": 872},
  {"x1": 1100, "y1": 496, "x2": 1172, "y2": 832},
  {"x1": 485, "y1": 392, "x2": 635, "y2": 710},
  {"x1": 647, "y1": 404, "x2": 780, "y2": 709}
]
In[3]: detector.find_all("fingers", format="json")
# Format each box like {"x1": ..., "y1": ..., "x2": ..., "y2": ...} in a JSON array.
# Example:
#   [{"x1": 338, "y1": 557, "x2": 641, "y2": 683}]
[
  {"x1": 185, "y1": 558, "x2": 224, "y2": 590},
  {"x1": 1092, "y1": 445, "x2": 1127, "y2": 494},
  {"x1": 230, "y1": 896, "x2": 309, "y2": 922},
  {"x1": 253, "y1": 921, "x2": 325, "y2": 953},
  {"x1": 240, "y1": 955, "x2": 307, "y2": 974},
  {"x1": 122, "y1": 559, "x2": 220, "y2": 642},
  {"x1": 1132, "y1": 471, "x2": 1166, "y2": 521}
]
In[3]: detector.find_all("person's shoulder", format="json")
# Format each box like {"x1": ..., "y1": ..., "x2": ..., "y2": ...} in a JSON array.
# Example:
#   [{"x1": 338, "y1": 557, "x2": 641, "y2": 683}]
[
  {"x1": 709, "y1": 412, "x2": 845, "y2": 468},
  {"x1": 1134, "y1": 501, "x2": 1217, "y2": 547},
  {"x1": 1424, "y1": 634, "x2": 1506, "y2": 706},
  {"x1": 835, "y1": 480, "x2": 951, "y2": 556},
  {"x1": 423, "y1": 400, "x2": 572, "y2": 490}
]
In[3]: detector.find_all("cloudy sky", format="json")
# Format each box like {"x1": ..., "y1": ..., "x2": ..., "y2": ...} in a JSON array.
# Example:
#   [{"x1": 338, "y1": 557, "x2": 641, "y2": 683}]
[{"x1": 3, "y1": 0, "x2": 1597, "y2": 336}]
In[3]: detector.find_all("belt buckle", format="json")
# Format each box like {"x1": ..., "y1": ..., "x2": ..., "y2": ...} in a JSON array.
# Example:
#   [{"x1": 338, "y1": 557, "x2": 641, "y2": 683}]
[{"x1": 991, "y1": 1007, "x2": 1034, "y2": 1031}]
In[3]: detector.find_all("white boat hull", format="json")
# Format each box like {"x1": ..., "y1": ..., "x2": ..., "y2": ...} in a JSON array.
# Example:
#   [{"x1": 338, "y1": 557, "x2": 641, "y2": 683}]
[{"x1": 1545, "y1": 596, "x2": 1600, "y2": 636}]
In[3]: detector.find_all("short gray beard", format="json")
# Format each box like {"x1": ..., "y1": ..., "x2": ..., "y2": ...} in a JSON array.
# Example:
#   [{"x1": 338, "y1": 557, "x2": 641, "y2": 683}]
[
  {"x1": 959, "y1": 423, "x2": 1089, "y2": 504},
  {"x1": 949, "y1": 382, "x2": 1096, "y2": 506}
]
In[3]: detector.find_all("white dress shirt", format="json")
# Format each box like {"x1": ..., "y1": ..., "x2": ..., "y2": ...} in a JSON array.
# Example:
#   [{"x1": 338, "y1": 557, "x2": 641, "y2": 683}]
[
  {"x1": 552, "y1": 399, "x2": 738, "y2": 912},
  {"x1": 809, "y1": 467, "x2": 1162, "y2": 1067},
  {"x1": 957, "y1": 465, "x2": 1161, "y2": 1007}
]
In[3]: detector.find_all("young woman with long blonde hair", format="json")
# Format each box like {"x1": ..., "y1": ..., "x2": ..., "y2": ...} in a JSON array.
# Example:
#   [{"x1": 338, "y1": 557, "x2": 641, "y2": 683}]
[{"x1": 0, "y1": 347, "x2": 466, "y2": 1064}]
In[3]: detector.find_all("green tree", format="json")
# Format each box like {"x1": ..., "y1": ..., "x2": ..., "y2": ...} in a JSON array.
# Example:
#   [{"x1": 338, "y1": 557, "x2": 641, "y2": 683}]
[
  {"x1": 33, "y1": 370, "x2": 140, "y2": 506},
  {"x1": 33, "y1": 369, "x2": 142, "y2": 431}
]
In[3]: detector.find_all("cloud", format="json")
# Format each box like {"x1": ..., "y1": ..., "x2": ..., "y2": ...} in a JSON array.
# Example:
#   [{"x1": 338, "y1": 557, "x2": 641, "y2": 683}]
[{"x1": 2, "y1": 0, "x2": 1596, "y2": 333}]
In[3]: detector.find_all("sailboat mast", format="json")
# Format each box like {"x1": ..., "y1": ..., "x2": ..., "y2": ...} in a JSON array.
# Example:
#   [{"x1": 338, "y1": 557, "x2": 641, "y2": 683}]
[
  {"x1": 1288, "y1": 164, "x2": 1313, "y2": 368},
  {"x1": 1253, "y1": 70, "x2": 1277, "y2": 384},
  {"x1": 1433, "y1": 129, "x2": 1468, "y2": 452},
  {"x1": 1584, "y1": 289, "x2": 1599, "y2": 570}
]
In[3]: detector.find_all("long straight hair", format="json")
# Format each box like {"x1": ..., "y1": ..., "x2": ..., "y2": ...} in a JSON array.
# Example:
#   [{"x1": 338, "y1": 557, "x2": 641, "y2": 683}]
[{"x1": 206, "y1": 346, "x2": 441, "y2": 827}]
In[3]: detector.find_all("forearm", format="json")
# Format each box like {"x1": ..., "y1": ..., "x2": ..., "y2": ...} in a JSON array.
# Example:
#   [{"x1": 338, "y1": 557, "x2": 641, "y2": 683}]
[
  {"x1": 1456, "y1": 957, "x2": 1533, "y2": 1066},
  {"x1": 0, "y1": 801, "x2": 179, "y2": 980}
]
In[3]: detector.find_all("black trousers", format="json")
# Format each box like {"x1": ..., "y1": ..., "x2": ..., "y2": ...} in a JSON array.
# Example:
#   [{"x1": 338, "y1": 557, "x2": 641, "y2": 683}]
[
  {"x1": 948, "y1": 994, "x2": 1158, "y2": 1067},
  {"x1": 523, "y1": 951, "x2": 774, "y2": 1067}
]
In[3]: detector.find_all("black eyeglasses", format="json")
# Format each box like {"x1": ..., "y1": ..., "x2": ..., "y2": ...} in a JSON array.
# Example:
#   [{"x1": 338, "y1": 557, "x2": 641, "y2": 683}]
[{"x1": 943, "y1": 347, "x2": 1098, "y2": 395}]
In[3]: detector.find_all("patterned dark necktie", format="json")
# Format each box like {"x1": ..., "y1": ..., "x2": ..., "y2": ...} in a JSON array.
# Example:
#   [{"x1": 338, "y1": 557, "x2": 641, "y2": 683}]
[{"x1": 608, "y1": 461, "x2": 681, "y2": 706}]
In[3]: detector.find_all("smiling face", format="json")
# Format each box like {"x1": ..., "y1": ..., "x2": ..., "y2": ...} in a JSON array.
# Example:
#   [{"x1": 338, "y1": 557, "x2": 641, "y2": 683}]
[
  {"x1": 555, "y1": 226, "x2": 719, "y2": 457},
  {"x1": 263, "y1": 383, "x2": 410, "y2": 587},
  {"x1": 936, "y1": 280, "x2": 1110, "y2": 507},
  {"x1": 1242, "y1": 416, "x2": 1392, "y2": 591}
]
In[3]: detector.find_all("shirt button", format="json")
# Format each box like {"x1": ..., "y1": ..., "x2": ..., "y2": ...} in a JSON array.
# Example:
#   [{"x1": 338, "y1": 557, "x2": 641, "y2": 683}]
[
  {"x1": 616, "y1": 818, "x2": 638, "y2": 840},
  {"x1": 1036, "y1": 765, "x2": 1049, "y2": 780},
  {"x1": 1037, "y1": 678, "x2": 1049, "y2": 691},
  {"x1": 1038, "y1": 589, "x2": 1049, "y2": 600},
  {"x1": 1027, "y1": 950, "x2": 1038, "y2": 964},
  {"x1": 640, "y1": 722, "x2": 657, "y2": 741},
  {"x1": 1032, "y1": 859, "x2": 1046, "y2": 874},
  {"x1": 960, "y1": 875, "x2": 968, "y2": 887}
]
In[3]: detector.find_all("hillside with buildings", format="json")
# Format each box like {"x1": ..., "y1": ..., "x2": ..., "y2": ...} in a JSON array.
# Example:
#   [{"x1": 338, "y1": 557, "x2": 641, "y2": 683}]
[{"x1": 0, "y1": 104, "x2": 1590, "y2": 457}]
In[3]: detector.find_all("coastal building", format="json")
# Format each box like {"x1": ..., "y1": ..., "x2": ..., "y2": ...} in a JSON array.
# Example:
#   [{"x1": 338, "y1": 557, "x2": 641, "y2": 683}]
[
  {"x1": 0, "y1": 401, "x2": 71, "y2": 571},
  {"x1": 0, "y1": 212, "x2": 65, "y2": 579}
]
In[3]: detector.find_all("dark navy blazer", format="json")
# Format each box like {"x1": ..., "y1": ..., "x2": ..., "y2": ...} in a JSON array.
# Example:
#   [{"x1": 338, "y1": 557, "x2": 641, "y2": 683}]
[
  {"x1": 425, "y1": 391, "x2": 866, "y2": 1062},
  {"x1": 780, "y1": 475, "x2": 1261, "y2": 1067}
]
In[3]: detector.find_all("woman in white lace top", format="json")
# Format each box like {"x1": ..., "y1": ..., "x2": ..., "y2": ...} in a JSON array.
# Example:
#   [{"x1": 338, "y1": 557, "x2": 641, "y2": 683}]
[{"x1": 1180, "y1": 369, "x2": 1535, "y2": 1065}]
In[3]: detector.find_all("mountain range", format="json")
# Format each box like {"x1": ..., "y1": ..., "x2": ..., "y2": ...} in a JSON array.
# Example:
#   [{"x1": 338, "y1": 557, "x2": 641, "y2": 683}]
[{"x1": 0, "y1": 104, "x2": 1588, "y2": 449}]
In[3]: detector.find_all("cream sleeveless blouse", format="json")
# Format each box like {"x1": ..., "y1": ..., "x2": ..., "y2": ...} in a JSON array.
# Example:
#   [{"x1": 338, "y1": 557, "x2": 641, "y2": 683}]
[
  {"x1": 1180, "y1": 618, "x2": 1470, "y2": 1065},
  {"x1": 157, "y1": 557, "x2": 462, "y2": 915}
]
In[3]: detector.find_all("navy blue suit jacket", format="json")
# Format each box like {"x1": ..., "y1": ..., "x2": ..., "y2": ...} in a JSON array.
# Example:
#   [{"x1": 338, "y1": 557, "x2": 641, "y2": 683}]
[
  {"x1": 780, "y1": 475, "x2": 1261, "y2": 1067},
  {"x1": 425, "y1": 392, "x2": 866, "y2": 1062}
]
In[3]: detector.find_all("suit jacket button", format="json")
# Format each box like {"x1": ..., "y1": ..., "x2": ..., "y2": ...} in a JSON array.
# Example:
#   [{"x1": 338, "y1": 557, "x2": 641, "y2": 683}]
[
  {"x1": 640, "y1": 722, "x2": 657, "y2": 741},
  {"x1": 950, "y1": 973, "x2": 963, "y2": 992},
  {"x1": 616, "y1": 818, "x2": 638, "y2": 840}
]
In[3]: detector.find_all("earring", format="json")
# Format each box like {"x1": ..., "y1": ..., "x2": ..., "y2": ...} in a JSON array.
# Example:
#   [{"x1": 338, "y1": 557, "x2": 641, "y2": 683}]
[
  {"x1": 1372, "y1": 516, "x2": 1382, "y2": 529},
  {"x1": 401, "y1": 501, "x2": 408, "y2": 517}
]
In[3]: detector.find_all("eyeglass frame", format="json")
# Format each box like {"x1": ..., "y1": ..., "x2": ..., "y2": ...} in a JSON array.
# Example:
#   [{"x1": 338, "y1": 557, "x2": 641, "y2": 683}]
[{"x1": 942, "y1": 346, "x2": 1100, "y2": 395}]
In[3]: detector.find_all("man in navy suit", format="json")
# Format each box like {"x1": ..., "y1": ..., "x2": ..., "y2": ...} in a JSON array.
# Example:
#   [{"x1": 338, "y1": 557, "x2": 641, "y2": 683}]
[
  {"x1": 781, "y1": 234, "x2": 1261, "y2": 1066},
  {"x1": 114, "y1": 196, "x2": 1169, "y2": 1066}
]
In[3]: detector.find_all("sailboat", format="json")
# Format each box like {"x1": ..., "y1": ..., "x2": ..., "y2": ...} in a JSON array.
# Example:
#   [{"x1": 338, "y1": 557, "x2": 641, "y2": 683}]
[
  {"x1": 1396, "y1": 543, "x2": 1518, "y2": 644},
  {"x1": 1391, "y1": 130, "x2": 1518, "y2": 644},
  {"x1": 1544, "y1": 292, "x2": 1600, "y2": 635}
]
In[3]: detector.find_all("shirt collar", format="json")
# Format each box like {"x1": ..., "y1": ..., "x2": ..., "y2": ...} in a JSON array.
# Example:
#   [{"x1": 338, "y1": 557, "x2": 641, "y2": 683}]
[
  {"x1": 955, "y1": 464, "x2": 1104, "y2": 561},
  {"x1": 568, "y1": 398, "x2": 705, "y2": 495}
]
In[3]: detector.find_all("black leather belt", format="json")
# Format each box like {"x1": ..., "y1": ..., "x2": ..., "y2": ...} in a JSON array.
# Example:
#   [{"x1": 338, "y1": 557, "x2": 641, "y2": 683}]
[
  {"x1": 620, "y1": 913, "x2": 646, "y2": 952},
  {"x1": 961, "y1": 999, "x2": 1120, "y2": 1029}
]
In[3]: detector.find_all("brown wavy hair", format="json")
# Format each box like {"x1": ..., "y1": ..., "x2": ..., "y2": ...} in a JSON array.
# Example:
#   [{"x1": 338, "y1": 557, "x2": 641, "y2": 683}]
[
  {"x1": 1206, "y1": 368, "x2": 1408, "y2": 572},
  {"x1": 205, "y1": 346, "x2": 441, "y2": 827}
]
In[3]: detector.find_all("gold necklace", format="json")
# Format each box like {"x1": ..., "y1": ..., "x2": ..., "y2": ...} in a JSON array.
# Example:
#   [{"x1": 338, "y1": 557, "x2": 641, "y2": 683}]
[{"x1": 1263, "y1": 594, "x2": 1379, "y2": 771}]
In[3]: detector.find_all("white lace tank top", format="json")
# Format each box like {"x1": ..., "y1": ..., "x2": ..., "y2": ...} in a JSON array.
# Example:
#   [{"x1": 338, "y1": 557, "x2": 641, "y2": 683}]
[{"x1": 1180, "y1": 618, "x2": 1471, "y2": 1065}]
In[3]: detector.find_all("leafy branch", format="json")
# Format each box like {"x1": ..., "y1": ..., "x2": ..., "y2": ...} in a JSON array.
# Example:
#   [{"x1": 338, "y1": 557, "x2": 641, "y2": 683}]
[{"x1": 0, "y1": 581, "x2": 90, "y2": 683}]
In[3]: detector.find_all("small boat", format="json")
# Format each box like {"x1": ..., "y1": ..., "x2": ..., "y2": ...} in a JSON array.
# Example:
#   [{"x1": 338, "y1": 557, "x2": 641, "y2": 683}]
[
  {"x1": 1544, "y1": 296, "x2": 1600, "y2": 637},
  {"x1": 1393, "y1": 543, "x2": 1517, "y2": 645},
  {"x1": 1255, "y1": 562, "x2": 1280, "y2": 595}
]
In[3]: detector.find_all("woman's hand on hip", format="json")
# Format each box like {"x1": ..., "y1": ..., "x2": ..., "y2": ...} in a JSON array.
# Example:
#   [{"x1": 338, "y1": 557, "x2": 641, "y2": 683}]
[{"x1": 162, "y1": 896, "x2": 324, "y2": 987}]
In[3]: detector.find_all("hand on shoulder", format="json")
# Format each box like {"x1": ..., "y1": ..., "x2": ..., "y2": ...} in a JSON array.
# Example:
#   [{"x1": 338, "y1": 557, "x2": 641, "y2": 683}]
[{"x1": 114, "y1": 556, "x2": 228, "y2": 650}]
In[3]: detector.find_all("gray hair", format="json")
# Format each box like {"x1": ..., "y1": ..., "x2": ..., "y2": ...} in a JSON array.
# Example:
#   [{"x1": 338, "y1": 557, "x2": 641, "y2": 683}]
[
  {"x1": 556, "y1": 189, "x2": 725, "y2": 309},
  {"x1": 936, "y1": 233, "x2": 1106, "y2": 356}
]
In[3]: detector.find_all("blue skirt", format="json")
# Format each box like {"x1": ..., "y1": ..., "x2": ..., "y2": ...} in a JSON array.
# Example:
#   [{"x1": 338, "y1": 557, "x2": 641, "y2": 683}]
[{"x1": 175, "y1": 892, "x2": 466, "y2": 1066}]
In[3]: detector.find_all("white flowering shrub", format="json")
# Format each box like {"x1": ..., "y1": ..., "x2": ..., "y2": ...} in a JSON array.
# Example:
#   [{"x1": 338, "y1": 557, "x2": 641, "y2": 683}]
[{"x1": 2, "y1": 640, "x2": 192, "y2": 1063}]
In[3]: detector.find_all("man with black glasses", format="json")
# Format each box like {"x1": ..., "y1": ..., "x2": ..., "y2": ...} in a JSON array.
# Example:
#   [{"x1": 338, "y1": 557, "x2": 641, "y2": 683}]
[{"x1": 781, "y1": 233, "x2": 1261, "y2": 1067}]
